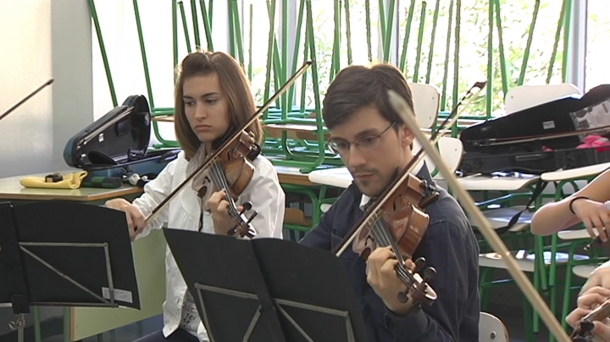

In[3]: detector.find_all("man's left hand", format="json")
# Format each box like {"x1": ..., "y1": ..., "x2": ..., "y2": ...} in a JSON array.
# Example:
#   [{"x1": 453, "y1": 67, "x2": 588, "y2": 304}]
[{"x1": 366, "y1": 246, "x2": 415, "y2": 316}]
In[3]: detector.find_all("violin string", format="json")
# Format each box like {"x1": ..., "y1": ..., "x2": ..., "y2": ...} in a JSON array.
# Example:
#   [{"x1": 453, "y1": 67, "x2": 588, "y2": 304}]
[
  {"x1": 208, "y1": 162, "x2": 244, "y2": 224},
  {"x1": 368, "y1": 215, "x2": 427, "y2": 297}
]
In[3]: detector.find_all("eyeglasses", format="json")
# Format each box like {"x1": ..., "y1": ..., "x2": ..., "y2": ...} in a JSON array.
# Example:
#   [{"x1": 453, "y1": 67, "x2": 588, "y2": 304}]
[{"x1": 327, "y1": 122, "x2": 396, "y2": 156}]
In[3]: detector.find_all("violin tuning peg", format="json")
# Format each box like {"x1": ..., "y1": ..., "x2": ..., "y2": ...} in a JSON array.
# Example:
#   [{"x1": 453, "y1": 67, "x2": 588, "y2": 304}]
[
  {"x1": 242, "y1": 201, "x2": 253, "y2": 211},
  {"x1": 397, "y1": 291, "x2": 409, "y2": 304},
  {"x1": 423, "y1": 266, "x2": 436, "y2": 282},
  {"x1": 246, "y1": 211, "x2": 258, "y2": 224},
  {"x1": 414, "y1": 257, "x2": 426, "y2": 273}
]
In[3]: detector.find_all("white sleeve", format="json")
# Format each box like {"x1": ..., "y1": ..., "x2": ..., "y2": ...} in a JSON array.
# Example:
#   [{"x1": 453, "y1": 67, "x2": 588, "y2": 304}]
[
  {"x1": 131, "y1": 155, "x2": 181, "y2": 240},
  {"x1": 239, "y1": 157, "x2": 285, "y2": 239}
]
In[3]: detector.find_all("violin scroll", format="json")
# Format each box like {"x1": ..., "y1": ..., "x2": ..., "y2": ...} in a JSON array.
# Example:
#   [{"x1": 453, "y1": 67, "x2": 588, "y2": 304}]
[
  {"x1": 191, "y1": 130, "x2": 260, "y2": 239},
  {"x1": 352, "y1": 174, "x2": 438, "y2": 261},
  {"x1": 395, "y1": 257, "x2": 438, "y2": 315}
]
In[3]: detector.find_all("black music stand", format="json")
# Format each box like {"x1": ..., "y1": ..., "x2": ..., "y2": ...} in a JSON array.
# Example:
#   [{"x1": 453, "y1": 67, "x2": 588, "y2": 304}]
[
  {"x1": 0, "y1": 201, "x2": 140, "y2": 342},
  {"x1": 164, "y1": 228, "x2": 369, "y2": 342}
]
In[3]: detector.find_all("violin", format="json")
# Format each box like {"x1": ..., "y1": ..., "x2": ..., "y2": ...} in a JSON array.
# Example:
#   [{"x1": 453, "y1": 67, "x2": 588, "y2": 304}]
[
  {"x1": 570, "y1": 299, "x2": 610, "y2": 342},
  {"x1": 388, "y1": 89, "x2": 574, "y2": 341},
  {"x1": 334, "y1": 81, "x2": 486, "y2": 311},
  {"x1": 192, "y1": 130, "x2": 261, "y2": 238},
  {"x1": 143, "y1": 61, "x2": 312, "y2": 237}
]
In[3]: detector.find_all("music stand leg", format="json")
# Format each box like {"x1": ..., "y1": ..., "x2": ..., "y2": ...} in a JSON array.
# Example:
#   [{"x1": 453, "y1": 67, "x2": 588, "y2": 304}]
[{"x1": 9, "y1": 313, "x2": 26, "y2": 342}]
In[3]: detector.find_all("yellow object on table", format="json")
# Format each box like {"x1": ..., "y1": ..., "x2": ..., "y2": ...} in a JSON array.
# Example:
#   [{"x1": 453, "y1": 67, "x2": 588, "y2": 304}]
[{"x1": 20, "y1": 171, "x2": 88, "y2": 189}]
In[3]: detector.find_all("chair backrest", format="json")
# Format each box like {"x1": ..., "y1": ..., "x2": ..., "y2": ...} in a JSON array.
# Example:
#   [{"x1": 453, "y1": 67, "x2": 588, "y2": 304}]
[
  {"x1": 479, "y1": 312, "x2": 509, "y2": 342},
  {"x1": 504, "y1": 83, "x2": 581, "y2": 115},
  {"x1": 413, "y1": 136, "x2": 464, "y2": 178},
  {"x1": 409, "y1": 83, "x2": 440, "y2": 129}
]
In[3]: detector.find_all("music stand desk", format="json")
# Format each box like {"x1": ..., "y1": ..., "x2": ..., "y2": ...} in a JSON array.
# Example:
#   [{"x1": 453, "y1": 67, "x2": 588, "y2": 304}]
[{"x1": 0, "y1": 171, "x2": 164, "y2": 342}]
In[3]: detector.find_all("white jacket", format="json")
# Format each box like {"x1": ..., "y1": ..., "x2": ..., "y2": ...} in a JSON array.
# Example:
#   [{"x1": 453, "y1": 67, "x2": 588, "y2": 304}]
[{"x1": 132, "y1": 151, "x2": 285, "y2": 341}]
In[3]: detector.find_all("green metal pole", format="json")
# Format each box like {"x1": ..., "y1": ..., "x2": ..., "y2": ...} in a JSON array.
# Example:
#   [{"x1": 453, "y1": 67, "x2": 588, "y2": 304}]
[
  {"x1": 199, "y1": 0, "x2": 214, "y2": 50},
  {"x1": 413, "y1": 1, "x2": 427, "y2": 82},
  {"x1": 190, "y1": 0, "x2": 201, "y2": 49},
  {"x1": 208, "y1": 0, "x2": 213, "y2": 29},
  {"x1": 281, "y1": 0, "x2": 289, "y2": 117},
  {"x1": 562, "y1": 0, "x2": 573, "y2": 83},
  {"x1": 365, "y1": 0, "x2": 372, "y2": 62},
  {"x1": 227, "y1": 0, "x2": 235, "y2": 57},
  {"x1": 330, "y1": 0, "x2": 341, "y2": 80},
  {"x1": 344, "y1": 0, "x2": 353, "y2": 65},
  {"x1": 547, "y1": 0, "x2": 568, "y2": 84},
  {"x1": 230, "y1": 0, "x2": 245, "y2": 65},
  {"x1": 263, "y1": 0, "x2": 276, "y2": 119},
  {"x1": 440, "y1": 0, "x2": 454, "y2": 112},
  {"x1": 300, "y1": 35, "x2": 309, "y2": 115},
  {"x1": 173, "y1": 0, "x2": 178, "y2": 70},
  {"x1": 178, "y1": 1, "x2": 192, "y2": 52},
  {"x1": 493, "y1": 0, "x2": 508, "y2": 97},
  {"x1": 450, "y1": 0, "x2": 461, "y2": 137},
  {"x1": 248, "y1": 3, "x2": 253, "y2": 80},
  {"x1": 133, "y1": 0, "x2": 155, "y2": 109},
  {"x1": 287, "y1": 0, "x2": 306, "y2": 112},
  {"x1": 399, "y1": 0, "x2": 416, "y2": 72},
  {"x1": 383, "y1": 0, "x2": 396, "y2": 62},
  {"x1": 486, "y1": 0, "x2": 493, "y2": 117},
  {"x1": 518, "y1": 0, "x2": 540, "y2": 86},
  {"x1": 452, "y1": 0, "x2": 461, "y2": 112},
  {"x1": 378, "y1": 0, "x2": 386, "y2": 52},
  {"x1": 425, "y1": 0, "x2": 441, "y2": 84},
  {"x1": 88, "y1": 0, "x2": 118, "y2": 107}
]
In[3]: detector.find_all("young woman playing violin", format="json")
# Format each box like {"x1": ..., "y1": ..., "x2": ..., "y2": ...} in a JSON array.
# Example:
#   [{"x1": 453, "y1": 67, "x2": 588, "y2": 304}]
[
  {"x1": 299, "y1": 64, "x2": 480, "y2": 341},
  {"x1": 531, "y1": 169, "x2": 610, "y2": 340},
  {"x1": 105, "y1": 51, "x2": 285, "y2": 342}
]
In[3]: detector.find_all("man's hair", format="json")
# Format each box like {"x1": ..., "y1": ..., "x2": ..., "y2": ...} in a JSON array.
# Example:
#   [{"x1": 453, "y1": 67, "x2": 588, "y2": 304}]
[
  {"x1": 174, "y1": 50, "x2": 262, "y2": 160},
  {"x1": 322, "y1": 63, "x2": 415, "y2": 130}
]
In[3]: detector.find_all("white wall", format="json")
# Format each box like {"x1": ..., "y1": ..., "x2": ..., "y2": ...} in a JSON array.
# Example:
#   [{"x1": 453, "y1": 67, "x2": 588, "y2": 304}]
[
  {"x1": 0, "y1": 0, "x2": 53, "y2": 178},
  {"x1": 0, "y1": 0, "x2": 94, "y2": 178},
  {"x1": 0, "y1": 0, "x2": 94, "y2": 334}
]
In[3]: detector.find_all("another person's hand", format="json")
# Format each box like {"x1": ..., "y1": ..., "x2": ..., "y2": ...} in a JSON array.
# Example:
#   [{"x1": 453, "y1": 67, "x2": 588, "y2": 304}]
[
  {"x1": 581, "y1": 263, "x2": 610, "y2": 295},
  {"x1": 105, "y1": 198, "x2": 146, "y2": 240},
  {"x1": 366, "y1": 246, "x2": 416, "y2": 316},
  {"x1": 572, "y1": 198, "x2": 610, "y2": 242},
  {"x1": 206, "y1": 189, "x2": 241, "y2": 236},
  {"x1": 566, "y1": 286, "x2": 610, "y2": 342}
]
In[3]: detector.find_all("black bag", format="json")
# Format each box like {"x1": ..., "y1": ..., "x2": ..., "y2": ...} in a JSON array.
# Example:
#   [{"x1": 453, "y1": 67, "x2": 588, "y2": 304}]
[
  {"x1": 63, "y1": 95, "x2": 180, "y2": 183},
  {"x1": 459, "y1": 85, "x2": 610, "y2": 175}
]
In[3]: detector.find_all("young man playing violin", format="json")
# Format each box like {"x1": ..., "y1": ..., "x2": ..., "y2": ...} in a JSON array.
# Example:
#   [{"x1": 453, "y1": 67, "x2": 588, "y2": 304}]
[
  {"x1": 105, "y1": 51, "x2": 285, "y2": 342},
  {"x1": 300, "y1": 63, "x2": 480, "y2": 341}
]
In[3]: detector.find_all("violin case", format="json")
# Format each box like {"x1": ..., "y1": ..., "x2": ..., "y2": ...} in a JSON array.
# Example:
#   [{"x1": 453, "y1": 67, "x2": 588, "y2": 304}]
[
  {"x1": 458, "y1": 85, "x2": 610, "y2": 175},
  {"x1": 63, "y1": 95, "x2": 181, "y2": 183}
]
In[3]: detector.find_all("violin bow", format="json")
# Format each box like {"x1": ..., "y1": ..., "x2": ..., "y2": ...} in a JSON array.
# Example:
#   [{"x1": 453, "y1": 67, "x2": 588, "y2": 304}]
[
  {"x1": 143, "y1": 61, "x2": 313, "y2": 226},
  {"x1": 387, "y1": 89, "x2": 572, "y2": 342},
  {"x1": 0, "y1": 79, "x2": 54, "y2": 123},
  {"x1": 333, "y1": 81, "x2": 486, "y2": 257}
]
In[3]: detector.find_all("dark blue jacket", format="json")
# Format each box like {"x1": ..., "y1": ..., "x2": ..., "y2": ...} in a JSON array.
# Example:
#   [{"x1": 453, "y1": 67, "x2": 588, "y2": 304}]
[{"x1": 300, "y1": 165, "x2": 480, "y2": 341}]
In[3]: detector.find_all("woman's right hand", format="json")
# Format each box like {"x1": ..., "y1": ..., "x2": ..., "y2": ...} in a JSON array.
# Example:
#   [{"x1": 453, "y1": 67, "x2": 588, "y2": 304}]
[
  {"x1": 105, "y1": 198, "x2": 146, "y2": 240},
  {"x1": 572, "y1": 198, "x2": 610, "y2": 242}
]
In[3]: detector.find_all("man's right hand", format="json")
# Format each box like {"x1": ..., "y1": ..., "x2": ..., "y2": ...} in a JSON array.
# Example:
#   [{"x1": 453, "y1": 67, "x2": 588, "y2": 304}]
[{"x1": 105, "y1": 198, "x2": 146, "y2": 240}]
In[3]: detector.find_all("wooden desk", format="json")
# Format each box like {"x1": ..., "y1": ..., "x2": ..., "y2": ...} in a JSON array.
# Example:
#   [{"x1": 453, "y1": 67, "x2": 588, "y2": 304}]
[
  {"x1": 0, "y1": 172, "x2": 142, "y2": 202},
  {"x1": 274, "y1": 165, "x2": 316, "y2": 186},
  {"x1": 0, "y1": 171, "x2": 164, "y2": 342}
]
